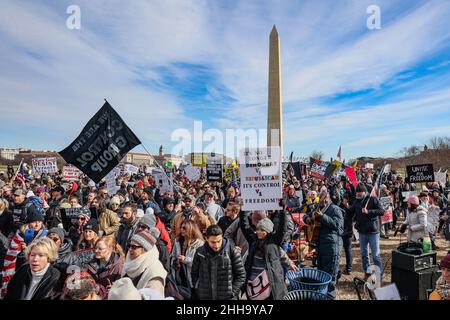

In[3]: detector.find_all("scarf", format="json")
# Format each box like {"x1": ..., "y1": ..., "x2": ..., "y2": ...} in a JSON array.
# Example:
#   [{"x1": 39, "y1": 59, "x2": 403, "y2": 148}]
[
  {"x1": 121, "y1": 248, "x2": 167, "y2": 290},
  {"x1": 435, "y1": 276, "x2": 450, "y2": 300}
]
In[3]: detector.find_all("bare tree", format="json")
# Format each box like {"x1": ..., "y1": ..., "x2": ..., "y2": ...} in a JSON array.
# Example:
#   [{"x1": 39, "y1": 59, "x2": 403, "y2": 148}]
[{"x1": 310, "y1": 150, "x2": 324, "y2": 160}]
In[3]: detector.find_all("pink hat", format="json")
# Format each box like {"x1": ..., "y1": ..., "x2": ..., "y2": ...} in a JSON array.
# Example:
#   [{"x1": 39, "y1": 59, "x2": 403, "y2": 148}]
[{"x1": 407, "y1": 195, "x2": 420, "y2": 206}]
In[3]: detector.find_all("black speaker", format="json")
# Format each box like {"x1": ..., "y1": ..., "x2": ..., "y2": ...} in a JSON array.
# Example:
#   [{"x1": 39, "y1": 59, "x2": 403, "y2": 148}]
[{"x1": 391, "y1": 266, "x2": 442, "y2": 300}]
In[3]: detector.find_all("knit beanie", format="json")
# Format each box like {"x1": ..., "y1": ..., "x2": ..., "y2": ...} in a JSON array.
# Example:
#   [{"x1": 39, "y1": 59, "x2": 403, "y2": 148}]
[
  {"x1": 439, "y1": 254, "x2": 450, "y2": 269},
  {"x1": 48, "y1": 227, "x2": 65, "y2": 243},
  {"x1": 110, "y1": 196, "x2": 120, "y2": 206},
  {"x1": 149, "y1": 227, "x2": 161, "y2": 240},
  {"x1": 84, "y1": 218, "x2": 99, "y2": 234},
  {"x1": 256, "y1": 218, "x2": 274, "y2": 233},
  {"x1": 26, "y1": 210, "x2": 45, "y2": 223},
  {"x1": 141, "y1": 214, "x2": 157, "y2": 229},
  {"x1": 356, "y1": 183, "x2": 367, "y2": 193},
  {"x1": 131, "y1": 230, "x2": 157, "y2": 252},
  {"x1": 108, "y1": 278, "x2": 142, "y2": 300}
]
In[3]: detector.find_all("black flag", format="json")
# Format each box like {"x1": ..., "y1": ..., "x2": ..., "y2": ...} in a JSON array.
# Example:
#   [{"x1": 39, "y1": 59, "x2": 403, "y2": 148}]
[
  {"x1": 59, "y1": 101, "x2": 141, "y2": 183},
  {"x1": 324, "y1": 164, "x2": 337, "y2": 180}
]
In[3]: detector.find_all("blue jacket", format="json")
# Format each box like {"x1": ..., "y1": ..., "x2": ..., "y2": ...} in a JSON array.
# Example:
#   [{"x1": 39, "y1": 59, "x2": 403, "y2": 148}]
[{"x1": 346, "y1": 195, "x2": 385, "y2": 234}]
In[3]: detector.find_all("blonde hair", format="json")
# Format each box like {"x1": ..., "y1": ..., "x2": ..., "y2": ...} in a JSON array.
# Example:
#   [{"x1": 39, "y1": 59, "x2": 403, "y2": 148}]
[
  {"x1": 95, "y1": 236, "x2": 125, "y2": 258},
  {"x1": 26, "y1": 237, "x2": 58, "y2": 263},
  {"x1": 0, "y1": 198, "x2": 9, "y2": 215},
  {"x1": 181, "y1": 220, "x2": 203, "y2": 244}
]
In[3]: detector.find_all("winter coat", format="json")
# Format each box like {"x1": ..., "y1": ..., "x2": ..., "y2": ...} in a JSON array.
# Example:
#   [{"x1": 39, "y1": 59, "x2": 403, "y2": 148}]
[
  {"x1": 4, "y1": 264, "x2": 60, "y2": 300},
  {"x1": 98, "y1": 208, "x2": 121, "y2": 236},
  {"x1": 346, "y1": 195, "x2": 385, "y2": 234},
  {"x1": 116, "y1": 219, "x2": 140, "y2": 254},
  {"x1": 84, "y1": 252, "x2": 124, "y2": 299},
  {"x1": 284, "y1": 195, "x2": 302, "y2": 211},
  {"x1": 155, "y1": 216, "x2": 172, "y2": 253},
  {"x1": 170, "y1": 238, "x2": 204, "y2": 288},
  {"x1": 191, "y1": 212, "x2": 215, "y2": 236},
  {"x1": 403, "y1": 206, "x2": 427, "y2": 242},
  {"x1": 59, "y1": 248, "x2": 95, "y2": 269},
  {"x1": 45, "y1": 198, "x2": 65, "y2": 229},
  {"x1": 224, "y1": 217, "x2": 250, "y2": 259},
  {"x1": 340, "y1": 203, "x2": 354, "y2": 236},
  {"x1": 191, "y1": 238, "x2": 246, "y2": 300},
  {"x1": 240, "y1": 210, "x2": 288, "y2": 300},
  {"x1": 158, "y1": 208, "x2": 177, "y2": 231},
  {"x1": 218, "y1": 216, "x2": 238, "y2": 234},
  {"x1": 271, "y1": 211, "x2": 295, "y2": 247}
]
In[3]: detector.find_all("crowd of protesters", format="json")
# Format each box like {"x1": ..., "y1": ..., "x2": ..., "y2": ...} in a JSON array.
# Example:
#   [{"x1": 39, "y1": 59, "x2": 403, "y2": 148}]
[{"x1": 0, "y1": 162, "x2": 449, "y2": 300}]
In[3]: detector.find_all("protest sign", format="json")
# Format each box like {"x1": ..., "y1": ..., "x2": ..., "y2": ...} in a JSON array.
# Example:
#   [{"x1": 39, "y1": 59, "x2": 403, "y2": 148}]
[
  {"x1": 32, "y1": 157, "x2": 58, "y2": 174},
  {"x1": 124, "y1": 164, "x2": 139, "y2": 175},
  {"x1": 379, "y1": 196, "x2": 393, "y2": 224},
  {"x1": 309, "y1": 158, "x2": 328, "y2": 180},
  {"x1": 401, "y1": 191, "x2": 416, "y2": 202},
  {"x1": 434, "y1": 171, "x2": 447, "y2": 188},
  {"x1": 365, "y1": 163, "x2": 374, "y2": 169},
  {"x1": 63, "y1": 166, "x2": 82, "y2": 181},
  {"x1": 406, "y1": 163, "x2": 434, "y2": 183},
  {"x1": 59, "y1": 101, "x2": 141, "y2": 183},
  {"x1": 152, "y1": 169, "x2": 172, "y2": 194},
  {"x1": 206, "y1": 164, "x2": 223, "y2": 182},
  {"x1": 60, "y1": 207, "x2": 83, "y2": 230},
  {"x1": 191, "y1": 153, "x2": 207, "y2": 167},
  {"x1": 184, "y1": 164, "x2": 202, "y2": 181},
  {"x1": 105, "y1": 169, "x2": 120, "y2": 196},
  {"x1": 427, "y1": 205, "x2": 441, "y2": 233},
  {"x1": 239, "y1": 147, "x2": 282, "y2": 211}
]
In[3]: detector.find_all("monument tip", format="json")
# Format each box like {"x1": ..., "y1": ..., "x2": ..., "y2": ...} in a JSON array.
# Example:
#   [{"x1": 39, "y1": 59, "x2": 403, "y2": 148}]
[{"x1": 270, "y1": 25, "x2": 278, "y2": 36}]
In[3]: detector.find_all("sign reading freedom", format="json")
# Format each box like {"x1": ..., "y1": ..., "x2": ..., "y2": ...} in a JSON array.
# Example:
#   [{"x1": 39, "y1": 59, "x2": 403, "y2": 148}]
[
  {"x1": 59, "y1": 101, "x2": 141, "y2": 183},
  {"x1": 406, "y1": 163, "x2": 434, "y2": 183}
]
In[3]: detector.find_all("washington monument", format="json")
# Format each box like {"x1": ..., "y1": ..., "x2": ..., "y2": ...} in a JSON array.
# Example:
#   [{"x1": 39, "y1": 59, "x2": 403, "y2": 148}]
[{"x1": 267, "y1": 25, "x2": 283, "y2": 157}]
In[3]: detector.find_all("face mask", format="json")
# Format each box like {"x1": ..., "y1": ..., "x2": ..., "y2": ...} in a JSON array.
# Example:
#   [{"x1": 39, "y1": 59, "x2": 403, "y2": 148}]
[{"x1": 356, "y1": 195, "x2": 364, "y2": 200}]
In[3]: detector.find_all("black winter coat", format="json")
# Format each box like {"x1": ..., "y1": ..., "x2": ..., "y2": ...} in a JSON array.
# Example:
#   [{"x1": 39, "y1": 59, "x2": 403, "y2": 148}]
[
  {"x1": 240, "y1": 210, "x2": 288, "y2": 300},
  {"x1": 4, "y1": 264, "x2": 60, "y2": 300},
  {"x1": 346, "y1": 195, "x2": 385, "y2": 234},
  {"x1": 191, "y1": 238, "x2": 246, "y2": 300}
]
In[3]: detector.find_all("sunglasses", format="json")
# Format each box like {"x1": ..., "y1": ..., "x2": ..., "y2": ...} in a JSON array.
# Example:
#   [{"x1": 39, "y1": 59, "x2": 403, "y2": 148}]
[
  {"x1": 48, "y1": 236, "x2": 60, "y2": 242},
  {"x1": 138, "y1": 224, "x2": 149, "y2": 230},
  {"x1": 127, "y1": 244, "x2": 143, "y2": 250},
  {"x1": 77, "y1": 217, "x2": 86, "y2": 221}
]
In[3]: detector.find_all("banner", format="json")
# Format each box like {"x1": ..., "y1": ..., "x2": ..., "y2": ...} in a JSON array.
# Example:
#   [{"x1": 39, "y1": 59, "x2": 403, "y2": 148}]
[
  {"x1": 32, "y1": 157, "x2": 58, "y2": 174},
  {"x1": 324, "y1": 164, "x2": 337, "y2": 180},
  {"x1": 239, "y1": 147, "x2": 282, "y2": 211},
  {"x1": 59, "y1": 101, "x2": 141, "y2": 183},
  {"x1": 184, "y1": 164, "x2": 201, "y2": 181},
  {"x1": 206, "y1": 164, "x2": 223, "y2": 182},
  {"x1": 123, "y1": 164, "x2": 139, "y2": 175},
  {"x1": 406, "y1": 163, "x2": 434, "y2": 183},
  {"x1": 63, "y1": 166, "x2": 82, "y2": 181},
  {"x1": 309, "y1": 158, "x2": 328, "y2": 180}
]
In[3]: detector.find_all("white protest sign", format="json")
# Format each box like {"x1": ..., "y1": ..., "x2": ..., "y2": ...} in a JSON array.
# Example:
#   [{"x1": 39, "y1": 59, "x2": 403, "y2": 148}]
[
  {"x1": 124, "y1": 164, "x2": 139, "y2": 175},
  {"x1": 365, "y1": 163, "x2": 374, "y2": 169},
  {"x1": 239, "y1": 146, "x2": 282, "y2": 211},
  {"x1": 374, "y1": 284, "x2": 401, "y2": 300},
  {"x1": 434, "y1": 171, "x2": 447, "y2": 188},
  {"x1": 32, "y1": 157, "x2": 58, "y2": 174},
  {"x1": 427, "y1": 205, "x2": 441, "y2": 233},
  {"x1": 152, "y1": 169, "x2": 172, "y2": 194},
  {"x1": 105, "y1": 170, "x2": 120, "y2": 196},
  {"x1": 184, "y1": 164, "x2": 201, "y2": 181},
  {"x1": 402, "y1": 191, "x2": 416, "y2": 202},
  {"x1": 63, "y1": 166, "x2": 82, "y2": 181}
]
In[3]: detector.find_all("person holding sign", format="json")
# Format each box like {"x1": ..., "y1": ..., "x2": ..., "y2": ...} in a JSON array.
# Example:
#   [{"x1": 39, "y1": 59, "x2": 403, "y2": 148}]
[
  {"x1": 239, "y1": 201, "x2": 298, "y2": 300},
  {"x1": 400, "y1": 195, "x2": 427, "y2": 243},
  {"x1": 343, "y1": 183, "x2": 384, "y2": 280}
]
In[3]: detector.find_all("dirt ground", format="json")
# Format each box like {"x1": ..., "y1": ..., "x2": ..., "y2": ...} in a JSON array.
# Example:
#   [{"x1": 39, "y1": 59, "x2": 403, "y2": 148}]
[{"x1": 314, "y1": 225, "x2": 450, "y2": 300}]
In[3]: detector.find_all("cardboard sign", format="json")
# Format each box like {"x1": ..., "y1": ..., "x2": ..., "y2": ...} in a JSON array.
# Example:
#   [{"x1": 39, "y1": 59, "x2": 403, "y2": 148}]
[
  {"x1": 239, "y1": 147, "x2": 282, "y2": 211},
  {"x1": 206, "y1": 164, "x2": 223, "y2": 182},
  {"x1": 309, "y1": 158, "x2": 329, "y2": 180},
  {"x1": 406, "y1": 164, "x2": 434, "y2": 183},
  {"x1": 191, "y1": 153, "x2": 207, "y2": 167},
  {"x1": 32, "y1": 157, "x2": 58, "y2": 174},
  {"x1": 63, "y1": 166, "x2": 82, "y2": 181}
]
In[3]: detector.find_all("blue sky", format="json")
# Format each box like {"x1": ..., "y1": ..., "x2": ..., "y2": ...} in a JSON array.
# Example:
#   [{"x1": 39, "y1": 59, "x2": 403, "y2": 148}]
[{"x1": 1, "y1": 0, "x2": 450, "y2": 160}]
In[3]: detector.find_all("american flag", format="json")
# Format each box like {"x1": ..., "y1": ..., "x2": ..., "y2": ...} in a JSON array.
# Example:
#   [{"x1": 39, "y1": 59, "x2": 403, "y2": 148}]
[{"x1": 15, "y1": 159, "x2": 26, "y2": 185}]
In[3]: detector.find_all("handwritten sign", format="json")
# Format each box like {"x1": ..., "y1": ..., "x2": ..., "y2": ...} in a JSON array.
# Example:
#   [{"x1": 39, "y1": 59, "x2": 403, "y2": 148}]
[
  {"x1": 63, "y1": 166, "x2": 82, "y2": 181},
  {"x1": 406, "y1": 164, "x2": 434, "y2": 183},
  {"x1": 32, "y1": 157, "x2": 58, "y2": 174}
]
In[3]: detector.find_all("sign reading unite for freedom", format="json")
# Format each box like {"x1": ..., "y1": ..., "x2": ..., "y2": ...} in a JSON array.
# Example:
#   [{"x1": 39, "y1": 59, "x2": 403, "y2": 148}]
[
  {"x1": 59, "y1": 101, "x2": 141, "y2": 183},
  {"x1": 239, "y1": 147, "x2": 282, "y2": 211},
  {"x1": 406, "y1": 163, "x2": 434, "y2": 183},
  {"x1": 32, "y1": 157, "x2": 58, "y2": 174}
]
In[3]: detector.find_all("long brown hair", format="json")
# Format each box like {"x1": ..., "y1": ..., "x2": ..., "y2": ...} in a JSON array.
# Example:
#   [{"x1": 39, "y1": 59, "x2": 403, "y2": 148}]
[
  {"x1": 94, "y1": 236, "x2": 125, "y2": 258},
  {"x1": 181, "y1": 220, "x2": 203, "y2": 245}
]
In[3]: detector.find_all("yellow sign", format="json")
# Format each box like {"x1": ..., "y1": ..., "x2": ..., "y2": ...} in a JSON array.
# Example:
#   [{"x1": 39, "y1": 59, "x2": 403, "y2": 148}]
[{"x1": 191, "y1": 153, "x2": 207, "y2": 167}]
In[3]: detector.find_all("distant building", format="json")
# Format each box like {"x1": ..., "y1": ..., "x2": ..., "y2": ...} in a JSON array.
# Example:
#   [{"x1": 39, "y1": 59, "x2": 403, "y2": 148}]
[
  {"x1": 123, "y1": 152, "x2": 155, "y2": 166},
  {"x1": 123, "y1": 146, "x2": 185, "y2": 168},
  {"x1": 0, "y1": 148, "x2": 21, "y2": 160}
]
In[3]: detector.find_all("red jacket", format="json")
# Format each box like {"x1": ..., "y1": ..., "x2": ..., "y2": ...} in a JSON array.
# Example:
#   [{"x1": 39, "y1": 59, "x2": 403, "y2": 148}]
[{"x1": 156, "y1": 217, "x2": 172, "y2": 253}]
